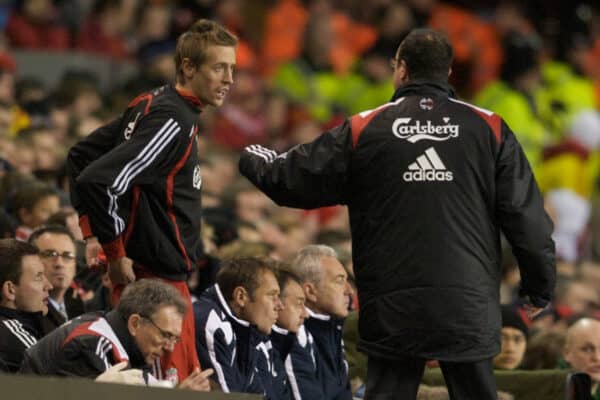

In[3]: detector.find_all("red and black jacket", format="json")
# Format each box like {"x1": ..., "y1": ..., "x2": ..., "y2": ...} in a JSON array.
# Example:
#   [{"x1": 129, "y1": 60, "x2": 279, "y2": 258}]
[
  {"x1": 239, "y1": 81, "x2": 556, "y2": 362},
  {"x1": 67, "y1": 85, "x2": 203, "y2": 281},
  {"x1": 21, "y1": 310, "x2": 146, "y2": 377}
]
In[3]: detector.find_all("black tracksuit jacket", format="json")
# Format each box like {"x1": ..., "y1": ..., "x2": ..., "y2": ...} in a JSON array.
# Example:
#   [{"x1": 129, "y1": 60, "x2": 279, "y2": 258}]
[
  {"x1": 67, "y1": 85, "x2": 203, "y2": 280},
  {"x1": 239, "y1": 81, "x2": 556, "y2": 362},
  {"x1": 20, "y1": 310, "x2": 147, "y2": 377}
]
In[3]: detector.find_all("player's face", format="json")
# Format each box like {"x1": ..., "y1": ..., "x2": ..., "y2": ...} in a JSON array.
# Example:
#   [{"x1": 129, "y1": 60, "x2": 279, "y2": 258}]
[{"x1": 191, "y1": 45, "x2": 236, "y2": 107}]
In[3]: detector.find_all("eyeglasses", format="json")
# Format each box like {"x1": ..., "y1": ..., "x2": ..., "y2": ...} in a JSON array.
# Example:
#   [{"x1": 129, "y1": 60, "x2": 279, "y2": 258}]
[
  {"x1": 39, "y1": 249, "x2": 76, "y2": 261},
  {"x1": 140, "y1": 315, "x2": 181, "y2": 345},
  {"x1": 390, "y1": 57, "x2": 399, "y2": 69}
]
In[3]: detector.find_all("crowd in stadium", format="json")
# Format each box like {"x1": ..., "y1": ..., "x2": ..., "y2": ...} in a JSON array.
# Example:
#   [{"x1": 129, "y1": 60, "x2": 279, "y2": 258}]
[{"x1": 0, "y1": 0, "x2": 600, "y2": 399}]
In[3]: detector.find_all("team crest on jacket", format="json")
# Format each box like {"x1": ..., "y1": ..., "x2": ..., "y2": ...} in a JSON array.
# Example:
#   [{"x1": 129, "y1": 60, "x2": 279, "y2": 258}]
[
  {"x1": 193, "y1": 164, "x2": 202, "y2": 189},
  {"x1": 419, "y1": 97, "x2": 434, "y2": 110},
  {"x1": 123, "y1": 112, "x2": 141, "y2": 140},
  {"x1": 392, "y1": 117, "x2": 459, "y2": 143}
]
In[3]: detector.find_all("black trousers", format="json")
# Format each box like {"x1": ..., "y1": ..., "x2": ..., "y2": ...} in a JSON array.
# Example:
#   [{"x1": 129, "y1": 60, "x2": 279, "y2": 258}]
[{"x1": 364, "y1": 355, "x2": 498, "y2": 400}]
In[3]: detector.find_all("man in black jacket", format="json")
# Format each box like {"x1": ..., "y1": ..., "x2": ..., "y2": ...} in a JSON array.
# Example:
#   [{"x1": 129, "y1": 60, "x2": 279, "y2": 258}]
[
  {"x1": 0, "y1": 239, "x2": 51, "y2": 372},
  {"x1": 21, "y1": 279, "x2": 212, "y2": 391},
  {"x1": 67, "y1": 19, "x2": 237, "y2": 384},
  {"x1": 239, "y1": 29, "x2": 556, "y2": 399}
]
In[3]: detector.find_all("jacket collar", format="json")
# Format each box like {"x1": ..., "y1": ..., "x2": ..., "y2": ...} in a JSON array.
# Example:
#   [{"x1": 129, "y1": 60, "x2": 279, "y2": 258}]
[
  {"x1": 391, "y1": 80, "x2": 456, "y2": 101},
  {"x1": 105, "y1": 310, "x2": 146, "y2": 368},
  {"x1": 0, "y1": 306, "x2": 43, "y2": 336},
  {"x1": 271, "y1": 325, "x2": 296, "y2": 358},
  {"x1": 173, "y1": 85, "x2": 204, "y2": 111}
]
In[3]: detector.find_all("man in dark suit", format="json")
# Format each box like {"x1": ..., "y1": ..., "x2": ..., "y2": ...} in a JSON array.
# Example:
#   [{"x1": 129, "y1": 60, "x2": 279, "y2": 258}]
[{"x1": 29, "y1": 225, "x2": 85, "y2": 333}]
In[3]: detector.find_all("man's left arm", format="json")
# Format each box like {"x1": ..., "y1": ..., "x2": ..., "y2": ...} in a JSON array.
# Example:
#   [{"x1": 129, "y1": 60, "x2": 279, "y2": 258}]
[
  {"x1": 495, "y1": 120, "x2": 556, "y2": 309},
  {"x1": 239, "y1": 121, "x2": 354, "y2": 209}
]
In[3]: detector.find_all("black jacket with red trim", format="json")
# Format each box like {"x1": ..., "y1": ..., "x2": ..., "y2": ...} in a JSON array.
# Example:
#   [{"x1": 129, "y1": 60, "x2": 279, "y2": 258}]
[
  {"x1": 0, "y1": 306, "x2": 44, "y2": 373},
  {"x1": 20, "y1": 310, "x2": 146, "y2": 377},
  {"x1": 67, "y1": 84, "x2": 203, "y2": 281},
  {"x1": 239, "y1": 81, "x2": 556, "y2": 362}
]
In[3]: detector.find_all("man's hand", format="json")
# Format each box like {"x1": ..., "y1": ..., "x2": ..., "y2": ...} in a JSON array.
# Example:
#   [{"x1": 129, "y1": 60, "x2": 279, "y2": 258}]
[
  {"x1": 85, "y1": 237, "x2": 103, "y2": 268},
  {"x1": 95, "y1": 361, "x2": 145, "y2": 386},
  {"x1": 177, "y1": 368, "x2": 214, "y2": 391},
  {"x1": 108, "y1": 257, "x2": 135, "y2": 286}
]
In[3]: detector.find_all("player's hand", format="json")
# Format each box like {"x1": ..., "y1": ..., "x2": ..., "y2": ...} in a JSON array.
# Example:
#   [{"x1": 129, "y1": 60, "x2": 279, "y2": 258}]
[
  {"x1": 177, "y1": 368, "x2": 214, "y2": 391},
  {"x1": 108, "y1": 257, "x2": 135, "y2": 285},
  {"x1": 95, "y1": 361, "x2": 145, "y2": 386},
  {"x1": 85, "y1": 237, "x2": 103, "y2": 268}
]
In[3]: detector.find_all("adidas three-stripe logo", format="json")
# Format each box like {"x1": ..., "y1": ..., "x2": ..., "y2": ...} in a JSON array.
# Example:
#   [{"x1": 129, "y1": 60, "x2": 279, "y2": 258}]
[{"x1": 403, "y1": 147, "x2": 453, "y2": 182}]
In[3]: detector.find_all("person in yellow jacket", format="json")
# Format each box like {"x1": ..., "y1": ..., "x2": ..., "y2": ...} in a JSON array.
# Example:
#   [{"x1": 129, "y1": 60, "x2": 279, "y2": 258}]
[{"x1": 473, "y1": 32, "x2": 549, "y2": 171}]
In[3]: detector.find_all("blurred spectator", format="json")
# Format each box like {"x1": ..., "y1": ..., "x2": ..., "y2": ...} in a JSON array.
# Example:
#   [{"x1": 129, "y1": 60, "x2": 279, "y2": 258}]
[
  {"x1": 5, "y1": 0, "x2": 69, "y2": 50},
  {"x1": 11, "y1": 182, "x2": 60, "y2": 241},
  {"x1": 208, "y1": 69, "x2": 268, "y2": 151},
  {"x1": 536, "y1": 4, "x2": 598, "y2": 138},
  {"x1": 473, "y1": 31, "x2": 549, "y2": 170},
  {"x1": 76, "y1": 0, "x2": 135, "y2": 59},
  {"x1": 422, "y1": 0, "x2": 502, "y2": 97},
  {"x1": 555, "y1": 278, "x2": 600, "y2": 319},
  {"x1": 521, "y1": 331, "x2": 566, "y2": 370},
  {"x1": 494, "y1": 305, "x2": 529, "y2": 370}
]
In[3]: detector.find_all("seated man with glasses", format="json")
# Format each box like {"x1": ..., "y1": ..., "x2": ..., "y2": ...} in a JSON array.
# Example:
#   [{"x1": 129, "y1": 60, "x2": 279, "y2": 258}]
[
  {"x1": 21, "y1": 279, "x2": 213, "y2": 391},
  {"x1": 29, "y1": 225, "x2": 86, "y2": 333}
]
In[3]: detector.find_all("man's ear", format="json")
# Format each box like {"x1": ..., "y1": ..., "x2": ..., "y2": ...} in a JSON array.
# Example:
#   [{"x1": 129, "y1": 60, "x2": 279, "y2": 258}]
[
  {"x1": 448, "y1": 67, "x2": 452, "y2": 77},
  {"x1": 127, "y1": 314, "x2": 142, "y2": 337},
  {"x1": 181, "y1": 57, "x2": 198, "y2": 80},
  {"x1": 1, "y1": 281, "x2": 16, "y2": 304},
  {"x1": 303, "y1": 282, "x2": 318, "y2": 304},
  {"x1": 398, "y1": 59, "x2": 409, "y2": 82},
  {"x1": 232, "y1": 286, "x2": 248, "y2": 308}
]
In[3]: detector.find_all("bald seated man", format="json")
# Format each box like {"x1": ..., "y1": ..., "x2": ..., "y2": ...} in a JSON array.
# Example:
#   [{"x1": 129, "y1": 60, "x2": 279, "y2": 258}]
[{"x1": 564, "y1": 318, "x2": 600, "y2": 397}]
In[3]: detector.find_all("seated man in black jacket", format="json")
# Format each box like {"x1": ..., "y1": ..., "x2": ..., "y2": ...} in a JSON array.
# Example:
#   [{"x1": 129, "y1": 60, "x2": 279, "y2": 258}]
[
  {"x1": 287, "y1": 244, "x2": 354, "y2": 400},
  {"x1": 21, "y1": 279, "x2": 212, "y2": 391},
  {"x1": 0, "y1": 239, "x2": 52, "y2": 372}
]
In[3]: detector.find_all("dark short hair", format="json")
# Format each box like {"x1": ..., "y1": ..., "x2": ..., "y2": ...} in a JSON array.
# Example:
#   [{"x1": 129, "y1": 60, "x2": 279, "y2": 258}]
[
  {"x1": 174, "y1": 19, "x2": 238, "y2": 84},
  {"x1": 0, "y1": 239, "x2": 39, "y2": 301},
  {"x1": 217, "y1": 257, "x2": 274, "y2": 302},
  {"x1": 396, "y1": 28, "x2": 453, "y2": 83},
  {"x1": 117, "y1": 279, "x2": 187, "y2": 319},
  {"x1": 272, "y1": 262, "x2": 302, "y2": 294},
  {"x1": 28, "y1": 224, "x2": 75, "y2": 246}
]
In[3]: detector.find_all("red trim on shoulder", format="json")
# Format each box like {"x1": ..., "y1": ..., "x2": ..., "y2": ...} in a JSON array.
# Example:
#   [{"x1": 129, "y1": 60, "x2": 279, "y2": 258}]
[
  {"x1": 127, "y1": 93, "x2": 153, "y2": 115},
  {"x1": 165, "y1": 137, "x2": 195, "y2": 271},
  {"x1": 350, "y1": 99, "x2": 403, "y2": 149},
  {"x1": 123, "y1": 186, "x2": 141, "y2": 247},
  {"x1": 101, "y1": 237, "x2": 126, "y2": 262},
  {"x1": 175, "y1": 87, "x2": 204, "y2": 110},
  {"x1": 542, "y1": 138, "x2": 590, "y2": 161},
  {"x1": 62, "y1": 321, "x2": 99, "y2": 347},
  {"x1": 79, "y1": 215, "x2": 93, "y2": 239},
  {"x1": 449, "y1": 99, "x2": 502, "y2": 144}
]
